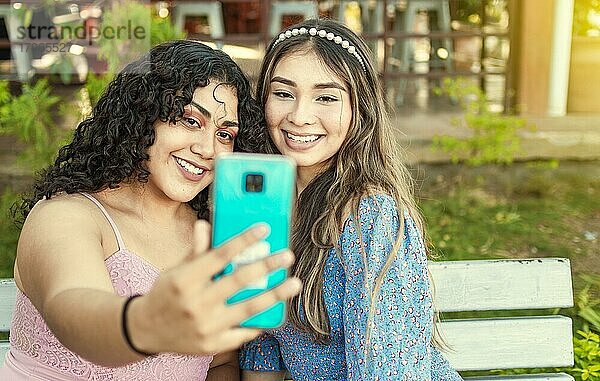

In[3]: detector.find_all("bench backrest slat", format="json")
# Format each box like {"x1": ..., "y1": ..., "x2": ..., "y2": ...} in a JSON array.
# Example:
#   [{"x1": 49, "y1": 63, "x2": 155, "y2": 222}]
[
  {"x1": 0, "y1": 343, "x2": 8, "y2": 364},
  {"x1": 439, "y1": 316, "x2": 574, "y2": 371},
  {"x1": 429, "y1": 258, "x2": 573, "y2": 312}
]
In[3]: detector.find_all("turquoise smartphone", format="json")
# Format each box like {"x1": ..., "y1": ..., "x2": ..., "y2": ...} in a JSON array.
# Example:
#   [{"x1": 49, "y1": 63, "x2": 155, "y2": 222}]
[{"x1": 211, "y1": 153, "x2": 296, "y2": 328}]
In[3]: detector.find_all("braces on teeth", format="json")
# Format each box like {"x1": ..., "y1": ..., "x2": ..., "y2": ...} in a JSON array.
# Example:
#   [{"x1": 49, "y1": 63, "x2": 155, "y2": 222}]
[{"x1": 286, "y1": 132, "x2": 321, "y2": 143}]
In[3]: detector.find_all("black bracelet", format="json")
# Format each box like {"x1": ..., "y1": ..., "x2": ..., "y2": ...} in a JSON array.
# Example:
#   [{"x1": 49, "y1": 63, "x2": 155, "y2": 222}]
[{"x1": 122, "y1": 295, "x2": 156, "y2": 357}]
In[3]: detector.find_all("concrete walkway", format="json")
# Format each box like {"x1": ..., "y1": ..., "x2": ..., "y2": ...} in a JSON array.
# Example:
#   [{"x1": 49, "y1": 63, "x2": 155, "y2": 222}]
[{"x1": 395, "y1": 112, "x2": 600, "y2": 164}]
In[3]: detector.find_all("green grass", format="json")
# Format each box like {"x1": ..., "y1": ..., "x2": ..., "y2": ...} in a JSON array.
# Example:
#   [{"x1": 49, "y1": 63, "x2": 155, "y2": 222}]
[{"x1": 418, "y1": 162, "x2": 600, "y2": 284}]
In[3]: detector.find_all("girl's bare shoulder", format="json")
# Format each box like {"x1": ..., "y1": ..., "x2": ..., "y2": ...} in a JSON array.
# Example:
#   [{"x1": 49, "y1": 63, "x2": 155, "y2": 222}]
[{"x1": 23, "y1": 193, "x2": 106, "y2": 238}]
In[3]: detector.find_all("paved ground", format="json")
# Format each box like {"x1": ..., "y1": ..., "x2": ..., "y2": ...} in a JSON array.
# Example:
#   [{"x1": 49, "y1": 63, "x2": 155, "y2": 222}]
[{"x1": 395, "y1": 111, "x2": 600, "y2": 164}]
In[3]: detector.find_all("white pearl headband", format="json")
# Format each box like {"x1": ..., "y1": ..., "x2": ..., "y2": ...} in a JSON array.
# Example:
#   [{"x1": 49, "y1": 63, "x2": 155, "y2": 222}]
[{"x1": 271, "y1": 27, "x2": 367, "y2": 72}]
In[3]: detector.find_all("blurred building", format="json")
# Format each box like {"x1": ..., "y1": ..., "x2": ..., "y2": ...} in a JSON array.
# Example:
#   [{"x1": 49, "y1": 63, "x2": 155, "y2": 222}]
[{"x1": 0, "y1": 0, "x2": 597, "y2": 117}]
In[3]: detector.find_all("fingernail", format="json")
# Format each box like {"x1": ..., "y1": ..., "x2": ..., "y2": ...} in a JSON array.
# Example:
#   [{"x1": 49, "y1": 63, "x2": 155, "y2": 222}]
[
  {"x1": 252, "y1": 223, "x2": 270, "y2": 238},
  {"x1": 288, "y1": 278, "x2": 302, "y2": 292},
  {"x1": 276, "y1": 251, "x2": 294, "y2": 266}
]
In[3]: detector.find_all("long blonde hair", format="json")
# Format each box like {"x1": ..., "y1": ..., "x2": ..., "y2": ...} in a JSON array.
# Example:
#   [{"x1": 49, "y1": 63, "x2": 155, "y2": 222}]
[{"x1": 257, "y1": 19, "x2": 427, "y2": 346}]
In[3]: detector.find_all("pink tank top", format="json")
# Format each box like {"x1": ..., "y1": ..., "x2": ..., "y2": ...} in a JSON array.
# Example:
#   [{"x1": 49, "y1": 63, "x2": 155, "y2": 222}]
[{"x1": 1, "y1": 193, "x2": 213, "y2": 380}]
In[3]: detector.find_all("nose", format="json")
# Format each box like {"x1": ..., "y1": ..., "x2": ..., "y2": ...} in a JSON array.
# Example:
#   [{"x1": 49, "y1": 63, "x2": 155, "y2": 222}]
[
  {"x1": 190, "y1": 132, "x2": 215, "y2": 160},
  {"x1": 286, "y1": 98, "x2": 316, "y2": 126}
]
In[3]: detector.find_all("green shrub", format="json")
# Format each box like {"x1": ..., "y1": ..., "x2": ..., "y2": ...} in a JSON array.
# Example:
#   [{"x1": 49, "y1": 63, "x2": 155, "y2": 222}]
[
  {"x1": 575, "y1": 275, "x2": 600, "y2": 333},
  {"x1": 0, "y1": 190, "x2": 20, "y2": 278},
  {"x1": 84, "y1": 2, "x2": 185, "y2": 108},
  {"x1": 572, "y1": 330, "x2": 600, "y2": 381},
  {"x1": 568, "y1": 276, "x2": 600, "y2": 380},
  {"x1": 0, "y1": 79, "x2": 72, "y2": 274},
  {"x1": 84, "y1": 72, "x2": 113, "y2": 109},
  {"x1": 97, "y1": 1, "x2": 153, "y2": 74},
  {"x1": 0, "y1": 79, "x2": 70, "y2": 170},
  {"x1": 150, "y1": 11, "x2": 187, "y2": 46},
  {"x1": 431, "y1": 77, "x2": 529, "y2": 166}
]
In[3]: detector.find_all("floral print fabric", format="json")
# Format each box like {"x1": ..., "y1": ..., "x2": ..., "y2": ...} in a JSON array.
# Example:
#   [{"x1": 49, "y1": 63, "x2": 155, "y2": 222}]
[{"x1": 240, "y1": 194, "x2": 462, "y2": 380}]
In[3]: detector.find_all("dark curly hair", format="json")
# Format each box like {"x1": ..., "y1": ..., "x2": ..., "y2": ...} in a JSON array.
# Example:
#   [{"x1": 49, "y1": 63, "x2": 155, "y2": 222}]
[{"x1": 15, "y1": 40, "x2": 267, "y2": 222}]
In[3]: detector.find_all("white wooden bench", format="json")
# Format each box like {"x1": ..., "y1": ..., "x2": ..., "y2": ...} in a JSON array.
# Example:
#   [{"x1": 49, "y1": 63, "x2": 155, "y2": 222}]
[
  {"x1": 433, "y1": 258, "x2": 574, "y2": 380},
  {"x1": 0, "y1": 258, "x2": 574, "y2": 380}
]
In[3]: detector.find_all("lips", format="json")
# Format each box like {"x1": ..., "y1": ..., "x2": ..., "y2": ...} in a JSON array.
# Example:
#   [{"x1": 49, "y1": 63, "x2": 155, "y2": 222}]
[{"x1": 173, "y1": 156, "x2": 209, "y2": 181}]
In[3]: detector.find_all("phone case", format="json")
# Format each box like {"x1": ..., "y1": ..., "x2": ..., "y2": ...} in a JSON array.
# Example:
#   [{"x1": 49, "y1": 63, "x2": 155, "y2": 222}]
[{"x1": 211, "y1": 153, "x2": 296, "y2": 328}]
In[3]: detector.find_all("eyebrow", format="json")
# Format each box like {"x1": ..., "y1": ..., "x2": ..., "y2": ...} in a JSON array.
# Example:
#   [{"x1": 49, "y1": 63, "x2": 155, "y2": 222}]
[
  {"x1": 190, "y1": 101, "x2": 239, "y2": 129},
  {"x1": 271, "y1": 76, "x2": 347, "y2": 92},
  {"x1": 190, "y1": 101, "x2": 211, "y2": 119}
]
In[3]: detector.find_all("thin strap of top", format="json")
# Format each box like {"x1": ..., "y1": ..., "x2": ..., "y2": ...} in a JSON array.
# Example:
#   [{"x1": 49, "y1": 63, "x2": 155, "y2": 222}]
[{"x1": 80, "y1": 192, "x2": 126, "y2": 251}]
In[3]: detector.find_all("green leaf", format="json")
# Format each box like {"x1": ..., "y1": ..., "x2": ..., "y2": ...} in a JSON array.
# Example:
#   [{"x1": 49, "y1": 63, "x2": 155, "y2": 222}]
[{"x1": 23, "y1": 9, "x2": 33, "y2": 28}]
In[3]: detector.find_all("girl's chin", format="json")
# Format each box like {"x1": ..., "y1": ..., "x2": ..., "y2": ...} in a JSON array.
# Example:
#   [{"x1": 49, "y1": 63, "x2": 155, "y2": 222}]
[
  {"x1": 170, "y1": 183, "x2": 211, "y2": 203},
  {"x1": 273, "y1": 142, "x2": 334, "y2": 170}
]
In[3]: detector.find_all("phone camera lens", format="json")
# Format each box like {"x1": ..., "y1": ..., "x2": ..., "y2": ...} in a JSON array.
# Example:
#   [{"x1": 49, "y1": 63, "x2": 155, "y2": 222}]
[{"x1": 245, "y1": 174, "x2": 264, "y2": 193}]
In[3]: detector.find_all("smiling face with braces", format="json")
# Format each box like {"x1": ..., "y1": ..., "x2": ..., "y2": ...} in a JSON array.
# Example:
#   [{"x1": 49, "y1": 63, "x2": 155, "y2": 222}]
[{"x1": 264, "y1": 49, "x2": 353, "y2": 183}]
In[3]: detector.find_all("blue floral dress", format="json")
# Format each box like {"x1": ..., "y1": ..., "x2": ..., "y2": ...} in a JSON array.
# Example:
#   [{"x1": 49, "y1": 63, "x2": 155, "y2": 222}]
[{"x1": 240, "y1": 194, "x2": 462, "y2": 381}]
